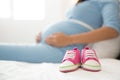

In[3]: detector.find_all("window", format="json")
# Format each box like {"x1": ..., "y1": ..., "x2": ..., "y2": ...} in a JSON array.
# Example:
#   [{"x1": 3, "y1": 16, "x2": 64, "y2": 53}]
[
  {"x1": 0, "y1": 0, "x2": 11, "y2": 18},
  {"x1": 0, "y1": 0, "x2": 45, "y2": 20}
]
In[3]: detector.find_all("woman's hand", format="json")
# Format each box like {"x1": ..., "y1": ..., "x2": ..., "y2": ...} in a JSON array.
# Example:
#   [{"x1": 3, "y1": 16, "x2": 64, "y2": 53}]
[
  {"x1": 36, "y1": 32, "x2": 41, "y2": 43},
  {"x1": 45, "y1": 32, "x2": 71, "y2": 47}
]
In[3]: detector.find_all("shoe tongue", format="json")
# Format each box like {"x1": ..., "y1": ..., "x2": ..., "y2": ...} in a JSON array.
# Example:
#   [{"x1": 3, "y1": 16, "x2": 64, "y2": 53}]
[
  {"x1": 85, "y1": 46, "x2": 90, "y2": 50},
  {"x1": 73, "y1": 47, "x2": 78, "y2": 50}
]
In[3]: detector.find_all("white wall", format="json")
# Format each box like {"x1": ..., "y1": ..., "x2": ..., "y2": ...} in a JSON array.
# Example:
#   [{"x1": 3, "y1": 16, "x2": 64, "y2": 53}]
[{"x1": 0, "y1": 0, "x2": 73, "y2": 43}]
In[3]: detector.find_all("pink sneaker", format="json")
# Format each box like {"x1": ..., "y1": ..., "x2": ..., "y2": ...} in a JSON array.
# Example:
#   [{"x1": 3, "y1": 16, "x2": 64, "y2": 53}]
[
  {"x1": 81, "y1": 46, "x2": 101, "y2": 72},
  {"x1": 59, "y1": 47, "x2": 81, "y2": 72}
]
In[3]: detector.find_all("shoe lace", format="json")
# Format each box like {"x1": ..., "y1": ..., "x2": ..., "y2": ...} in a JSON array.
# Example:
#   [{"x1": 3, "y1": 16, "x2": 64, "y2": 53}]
[
  {"x1": 64, "y1": 50, "x2": 75, "y2": 59},
  {"x1": 85, "y1": 50, "x2": 96, "y2": 59}
]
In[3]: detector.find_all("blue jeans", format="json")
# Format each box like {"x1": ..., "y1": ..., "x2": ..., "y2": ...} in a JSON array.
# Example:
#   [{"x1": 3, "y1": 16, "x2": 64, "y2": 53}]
[{"x1": 0, "y1": 20, "x2": 89, "y2": 63}]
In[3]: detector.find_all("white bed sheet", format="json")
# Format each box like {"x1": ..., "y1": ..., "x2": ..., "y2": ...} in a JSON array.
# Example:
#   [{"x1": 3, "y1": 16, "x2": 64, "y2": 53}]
[{"x1": 0, "y1": 59, "x2": 120, "y2": 80}]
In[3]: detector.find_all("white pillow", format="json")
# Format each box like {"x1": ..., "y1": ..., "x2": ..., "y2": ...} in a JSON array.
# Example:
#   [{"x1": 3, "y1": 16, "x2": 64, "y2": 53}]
[{"x1": 92, "y1": 35, "x2": 120, "y2": 59}]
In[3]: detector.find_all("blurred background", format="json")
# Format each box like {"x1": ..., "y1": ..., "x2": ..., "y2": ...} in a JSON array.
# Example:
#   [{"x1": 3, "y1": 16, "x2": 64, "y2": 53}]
[{"x1": 0, "y1": 0, "x2": 74, "y2": 43}]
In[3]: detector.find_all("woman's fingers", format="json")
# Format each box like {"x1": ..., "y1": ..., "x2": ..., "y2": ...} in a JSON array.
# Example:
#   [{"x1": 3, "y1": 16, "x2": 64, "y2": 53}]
[
  {"x1": 45, "y1": 36, "x2": 55, "y2": 44},
  {"x1": 45, "y1": 32, "x2": 69, "y2": 47},
  {"x1": 36, "y1": 32, "x2": 41, "y2": 43}
]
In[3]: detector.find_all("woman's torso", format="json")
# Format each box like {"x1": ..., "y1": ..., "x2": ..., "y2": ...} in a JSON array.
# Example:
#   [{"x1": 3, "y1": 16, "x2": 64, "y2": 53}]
[{"x1": 66, "y1": 0, "x2": 103, "y2": 29}]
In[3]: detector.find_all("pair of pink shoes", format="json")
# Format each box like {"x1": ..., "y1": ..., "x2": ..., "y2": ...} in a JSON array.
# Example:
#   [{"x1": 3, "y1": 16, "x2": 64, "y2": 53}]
[{"x1": 59, "y1": 46, "x2": 101, "y2": 73}]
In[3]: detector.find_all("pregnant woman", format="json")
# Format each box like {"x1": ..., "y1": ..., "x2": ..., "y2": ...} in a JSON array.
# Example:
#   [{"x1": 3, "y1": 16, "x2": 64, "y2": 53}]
[{"x1": 0, "y1": 0, "x2": 120, "y2": 65}]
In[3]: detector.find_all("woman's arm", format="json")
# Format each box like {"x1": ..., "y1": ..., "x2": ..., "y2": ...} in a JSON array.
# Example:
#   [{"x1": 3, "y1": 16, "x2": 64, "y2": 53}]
[
  {"x1": 45, "y1": 27, "x2": 119, "y2": 47},
  {"x1": 70, "y1": 27, "x2": 119, "y2": 44},
  {"x1": 71, "y1": 0, "x2": 120, "y2": 45}
]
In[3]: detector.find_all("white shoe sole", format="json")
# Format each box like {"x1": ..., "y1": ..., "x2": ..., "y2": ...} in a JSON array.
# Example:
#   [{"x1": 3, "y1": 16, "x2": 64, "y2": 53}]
[
  {"x1": 59, "y1": 63, "x2": 81, "y2": 72},
  {"x1": 81, "y1": 64, "x2": 101, "y2": 72}
]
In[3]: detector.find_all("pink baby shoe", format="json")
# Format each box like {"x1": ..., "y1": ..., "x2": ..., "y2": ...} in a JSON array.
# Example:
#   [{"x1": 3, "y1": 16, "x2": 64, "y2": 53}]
[
  {"x1": 81, "y1": 46, "x2": 101, "y2": 72},
  {"x1": 59, "y1": 47, "x2": 81, "y2": 72}
]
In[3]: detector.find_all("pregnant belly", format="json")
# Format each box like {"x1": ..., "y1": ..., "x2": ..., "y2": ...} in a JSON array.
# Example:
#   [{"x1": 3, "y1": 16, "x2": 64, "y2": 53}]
[{"x1": 41, "y1": 20, "x2": 89, "y2": 42}]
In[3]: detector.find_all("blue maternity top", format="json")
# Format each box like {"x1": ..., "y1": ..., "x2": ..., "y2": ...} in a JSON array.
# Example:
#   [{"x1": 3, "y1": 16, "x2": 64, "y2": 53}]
[{"x1": 66, "y1": 0, "x2": 120, "y2": 33}]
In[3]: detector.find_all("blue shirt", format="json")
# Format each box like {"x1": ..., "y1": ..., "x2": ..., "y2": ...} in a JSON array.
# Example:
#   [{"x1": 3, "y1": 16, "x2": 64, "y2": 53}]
[{"x1": 66, "y1": 0, "x2": 120, "y2": 34}]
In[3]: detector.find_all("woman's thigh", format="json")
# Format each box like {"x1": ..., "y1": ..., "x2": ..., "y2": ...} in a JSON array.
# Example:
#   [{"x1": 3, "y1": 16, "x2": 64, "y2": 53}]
[{"x1": 0, "y1": 43, "x2": 64, "y2": 63}]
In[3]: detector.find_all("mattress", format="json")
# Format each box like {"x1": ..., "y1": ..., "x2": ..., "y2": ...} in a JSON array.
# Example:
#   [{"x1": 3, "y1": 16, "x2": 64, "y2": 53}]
[{"x1": 0, "y1": 59, "x2": 120, "y2": 80}]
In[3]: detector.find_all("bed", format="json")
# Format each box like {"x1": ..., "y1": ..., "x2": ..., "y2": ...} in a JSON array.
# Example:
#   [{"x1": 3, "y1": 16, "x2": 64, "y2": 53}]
[{"x1": 0, "y1": 58, "x2": 120, "y2": 80}]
